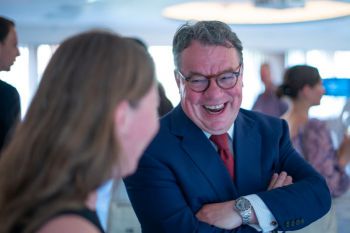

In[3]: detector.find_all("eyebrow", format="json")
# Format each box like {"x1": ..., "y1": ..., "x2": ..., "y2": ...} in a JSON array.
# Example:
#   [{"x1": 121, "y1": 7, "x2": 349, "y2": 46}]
[{"x1": 187, "y1": 68, "x2": 238, "y2": 78}]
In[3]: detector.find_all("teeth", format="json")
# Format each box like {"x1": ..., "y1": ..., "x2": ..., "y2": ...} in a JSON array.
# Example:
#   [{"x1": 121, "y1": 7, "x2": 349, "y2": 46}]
[{"x1": 205, "y1": 104, "x2": 224, "y2": 110}]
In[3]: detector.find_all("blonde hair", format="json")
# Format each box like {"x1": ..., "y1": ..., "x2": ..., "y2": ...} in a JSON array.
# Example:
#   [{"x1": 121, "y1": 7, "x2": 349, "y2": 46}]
[{"x1": 0, "y1": 30, "x2": 155, "y2": 233}]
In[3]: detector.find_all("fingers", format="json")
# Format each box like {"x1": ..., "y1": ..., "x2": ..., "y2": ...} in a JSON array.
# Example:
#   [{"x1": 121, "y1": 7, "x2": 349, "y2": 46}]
[
  {"x1": 268, "y1": 173, "x2": 279, "y2": 190},
  {"x1": 268, "y1": 171, "x2": 293, "y2": 190},
  {"x1": 274, "y1": 171, "x2": 288, "y2": 187},
  {"x1": 283, "y1": 174, "x2": 293, "y2": 186}
]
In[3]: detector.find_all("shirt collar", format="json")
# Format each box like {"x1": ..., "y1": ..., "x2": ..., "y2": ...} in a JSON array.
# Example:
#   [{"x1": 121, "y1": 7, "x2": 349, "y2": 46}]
[{"x1": 203, "y1": 124, "x2": 234, "y2": 140}]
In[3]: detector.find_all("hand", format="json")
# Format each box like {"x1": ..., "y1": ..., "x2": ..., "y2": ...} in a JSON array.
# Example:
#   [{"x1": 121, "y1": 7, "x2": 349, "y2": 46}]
[
  {"x1": 196, "y1": 200, "x2": 242, "y2": 230},
  {"x1": 268, "y1": 171, "x2": 293, "y2": 190}
]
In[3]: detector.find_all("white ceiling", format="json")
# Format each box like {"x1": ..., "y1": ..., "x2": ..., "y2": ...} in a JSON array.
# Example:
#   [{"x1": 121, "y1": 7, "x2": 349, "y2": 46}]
[{"x1": 1, "y1": 0, "x2": 350, "y2": 51}]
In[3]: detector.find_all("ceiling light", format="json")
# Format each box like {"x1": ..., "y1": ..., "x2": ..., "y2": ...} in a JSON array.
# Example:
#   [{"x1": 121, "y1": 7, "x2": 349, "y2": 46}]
[
  {"x1": 87, "y1": 0, "x2": 101, "y2": 3},
  {"x1": 162, "y1": 0, "x2": 350, "y2": 24}
]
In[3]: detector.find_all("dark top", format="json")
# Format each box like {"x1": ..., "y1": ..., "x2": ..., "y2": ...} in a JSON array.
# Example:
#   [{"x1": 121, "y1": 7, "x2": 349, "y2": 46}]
[
  {"x1": 0, "y1": 80, "x2": 20, "y2": 152},
  {"x1": 59, "y1": 208, "x2": 105, "y2": 233},
  {"x1": 11, "y1": 208, "x2": 105, "y2": 233}
]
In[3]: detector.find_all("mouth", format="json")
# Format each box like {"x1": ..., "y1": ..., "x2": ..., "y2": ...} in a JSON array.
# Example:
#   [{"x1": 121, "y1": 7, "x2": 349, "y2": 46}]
[{"x1": 203, "y1": 103, "x2": 226, "y2": 114}]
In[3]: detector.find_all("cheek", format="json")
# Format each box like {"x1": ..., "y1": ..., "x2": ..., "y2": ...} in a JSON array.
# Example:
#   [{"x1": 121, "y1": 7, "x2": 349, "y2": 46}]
[
  {"x1": 128, "y1": 110, "x2": 159, "y2": 153},
  {"x1": 11, "y1": 48, "x2": 17, "y2": 58},
  {"x1": 235, "y1": 89, "x2": 243, "y2": 103},
  {"x1": 229, "y1": 84, "x2": 243, "y2": 102},
  {"x1": 142, "y1": 111, "x2": 159, "y2": 142},
  {"x1": 182, "y1": 87, "x2": 202, "y2": 106}
]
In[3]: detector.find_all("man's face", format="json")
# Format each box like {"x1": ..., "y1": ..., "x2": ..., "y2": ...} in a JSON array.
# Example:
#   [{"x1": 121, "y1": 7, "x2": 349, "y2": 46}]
[
  {"x1": 0, "y1": 27, "x2": 20, "y2": 71},
  {"x1": 176, "y1": 41, "x2": 243, "y2": 135},
  {"x1": 260, "y1": 64, "x2": 271, "y2": 85}
]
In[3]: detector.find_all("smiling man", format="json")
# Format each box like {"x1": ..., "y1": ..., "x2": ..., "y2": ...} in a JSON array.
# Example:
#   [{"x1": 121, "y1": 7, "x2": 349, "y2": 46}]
[
  {"x1": 124, "y1": 21, "x2": 331, "y2": 233},
  {"x1": 0, "y1": 16, "x2": 20, "y2": 153}
]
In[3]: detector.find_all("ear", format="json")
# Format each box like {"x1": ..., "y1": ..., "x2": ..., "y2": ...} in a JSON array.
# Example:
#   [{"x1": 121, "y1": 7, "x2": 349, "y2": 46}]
[
  {"x1": 114, "y1": 100, "x2": 132, "y2": 137},
  {"x1": 300, "y1": 85, "x2": 311, "y2": 97},
  {"x1": 174, "y1": 70, "x2": 181, "y2": 89}
]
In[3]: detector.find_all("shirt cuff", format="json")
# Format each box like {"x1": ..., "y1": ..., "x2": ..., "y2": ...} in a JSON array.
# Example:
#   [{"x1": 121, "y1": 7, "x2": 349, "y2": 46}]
[{"x1": 244, "y1": 194, "x2": 278, "y2": 232}]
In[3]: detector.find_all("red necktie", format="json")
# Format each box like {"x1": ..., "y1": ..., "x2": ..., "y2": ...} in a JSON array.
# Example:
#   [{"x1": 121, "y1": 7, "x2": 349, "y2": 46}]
[{"x1": 210, "y1": 133, "x2": 234, "y2": 179}]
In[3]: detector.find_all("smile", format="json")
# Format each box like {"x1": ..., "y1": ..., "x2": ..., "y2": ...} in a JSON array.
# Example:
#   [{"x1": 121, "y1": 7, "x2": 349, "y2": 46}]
[{"x1": 203, "y1": 103, "x2": 225, "y2": 113}]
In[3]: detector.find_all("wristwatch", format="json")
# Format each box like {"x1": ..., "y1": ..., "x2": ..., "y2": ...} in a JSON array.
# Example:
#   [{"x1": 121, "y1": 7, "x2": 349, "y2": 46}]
[{"x1": 234, "y1": 197, "x2": 252, "y2": 225}]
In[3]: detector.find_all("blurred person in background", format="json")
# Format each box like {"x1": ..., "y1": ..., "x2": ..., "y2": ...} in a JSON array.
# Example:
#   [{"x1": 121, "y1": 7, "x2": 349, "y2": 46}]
[
  {"x1": 0, "y1": 16, "x2": 20, "y2": 153},
  {"x1": 157, "y1": 82, "x2": 173, "y2": 117},
  {"x1": 0, "y1": 31, "x2": 159, "y2": 233},
  {"x1": 252, "y1": 62, "x2": 288, "y2": 117},
  {"x1": 278, "y1": 65, "x2": 350, "y2": 197},
  {"x1": 278, "y1": 64, "x2": 350, "y2": 233}
]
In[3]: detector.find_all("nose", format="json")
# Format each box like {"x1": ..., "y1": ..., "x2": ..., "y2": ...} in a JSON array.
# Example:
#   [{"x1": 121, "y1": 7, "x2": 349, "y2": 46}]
[{"x1": 204, "y1": 78, "x2": 223, "y2": 97}]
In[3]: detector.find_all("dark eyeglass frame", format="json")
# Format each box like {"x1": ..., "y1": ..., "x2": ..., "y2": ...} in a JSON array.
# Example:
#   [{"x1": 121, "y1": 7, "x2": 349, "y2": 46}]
[{"x1": 176, "y1": 63, "x2": 242, "y2": 93}]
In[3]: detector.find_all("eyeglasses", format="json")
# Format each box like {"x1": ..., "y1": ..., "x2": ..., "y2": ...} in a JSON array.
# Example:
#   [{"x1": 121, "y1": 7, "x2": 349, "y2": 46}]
[{"x1": 176, "y1": 64, "x2": 242, "y2": 92}]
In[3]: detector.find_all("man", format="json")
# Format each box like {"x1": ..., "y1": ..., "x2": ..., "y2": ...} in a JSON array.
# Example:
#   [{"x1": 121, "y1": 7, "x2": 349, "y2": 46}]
[
  {"x1": 252, "y1": 63, "x2": 288, "y2": 117},
  {"x1": 0, "y1": 16, "x2": 20, "y2": 152},
  {"x1": 124, "y1": 21, "x2": 331, "y2": 232}
]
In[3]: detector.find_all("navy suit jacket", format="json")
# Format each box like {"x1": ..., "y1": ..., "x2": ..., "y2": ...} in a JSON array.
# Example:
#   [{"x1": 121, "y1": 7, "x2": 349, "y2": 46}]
[{"x1": 125, "y1": 105, "x2": 331, "y2": 233}]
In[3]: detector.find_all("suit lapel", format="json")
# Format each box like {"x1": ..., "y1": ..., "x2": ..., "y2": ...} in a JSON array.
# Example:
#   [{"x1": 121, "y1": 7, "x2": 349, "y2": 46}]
[
  {"x1": 170, "y1": 106, "x2": 237, "y2": 200},
  {"x1": 234, "y1": 111, "x2": 263, "y2": 195}
]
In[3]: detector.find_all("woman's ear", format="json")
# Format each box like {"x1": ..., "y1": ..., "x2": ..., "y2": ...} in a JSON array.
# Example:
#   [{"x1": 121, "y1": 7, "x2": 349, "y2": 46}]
[
  {"x1": 114, "y1": 100, "x2": 131, "y2": 137},
  {"x1": 300, "y1": 85, "x2": 311, "y2": 98}
]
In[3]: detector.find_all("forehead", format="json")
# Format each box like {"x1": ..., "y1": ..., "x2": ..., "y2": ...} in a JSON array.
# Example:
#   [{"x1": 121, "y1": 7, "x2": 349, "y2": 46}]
[
  {"x1": 180, "y1": 41, "x2": 239, "y2": 75},
  {"x1": 4, "y1": 27, "x2": 17, "y2": 44}
]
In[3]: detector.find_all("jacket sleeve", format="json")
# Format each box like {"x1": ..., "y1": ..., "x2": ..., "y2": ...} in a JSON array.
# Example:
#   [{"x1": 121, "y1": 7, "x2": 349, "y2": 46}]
[
  {"x1": 257, "y1": 120, "x2": 332, "y2": 231},
  {"x1": 125, "y1": 152, "x2": 235, "y2": 233}
]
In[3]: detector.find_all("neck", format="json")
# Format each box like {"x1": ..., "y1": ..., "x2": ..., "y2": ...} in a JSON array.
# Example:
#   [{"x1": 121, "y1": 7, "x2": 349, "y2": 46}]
[
  {"x1": 264, "y1": 83, "x2": 276, "y2": 92},
  {"x1": 85, "y1": 191, "x2": 97, "y2": 210},
  {"x1": 291, "y1": 100, "x2": 309, "y2": 118},
  {"x1": 282, "y1": 100, "x2": 310, "y2": 138}
]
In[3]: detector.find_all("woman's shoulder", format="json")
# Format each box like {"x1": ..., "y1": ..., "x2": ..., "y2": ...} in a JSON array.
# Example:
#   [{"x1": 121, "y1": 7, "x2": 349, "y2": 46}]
[
  {"x1": 37, "y1": 215, "x2": 101, "y2": 233},
  {"x1": 36, "y1": 208, "x2": 104, "y2": 233},
  {"x1": 303, "y1": 118, "x2": 332, "y2": 143},
  {"x1": 305, "y1": 118, "x2": 328, "y2": 130}
]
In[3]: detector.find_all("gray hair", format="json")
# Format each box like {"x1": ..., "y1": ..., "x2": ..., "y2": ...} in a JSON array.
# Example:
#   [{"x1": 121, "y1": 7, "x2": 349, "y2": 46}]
[{"x1": 172, "y1": 20, "x2": 243, "y2": 69}]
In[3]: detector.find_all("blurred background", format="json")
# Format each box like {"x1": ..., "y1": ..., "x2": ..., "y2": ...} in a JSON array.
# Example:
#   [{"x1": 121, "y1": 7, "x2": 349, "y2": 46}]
[
  {"x1": 1, "y1": 1, "x2": 350, "y2": 232},
  {"x1": 1, "y1": 0, "x2": 350, "y2": 119}
]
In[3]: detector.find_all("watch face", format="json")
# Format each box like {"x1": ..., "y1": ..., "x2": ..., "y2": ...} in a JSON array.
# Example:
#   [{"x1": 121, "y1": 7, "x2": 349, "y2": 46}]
[
  {"x1": 236, "y1": 198, "x2": 250, "y2": 211},
  {"x1": 235, "y1": 197, "x2": 252, "y2": 225}
]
